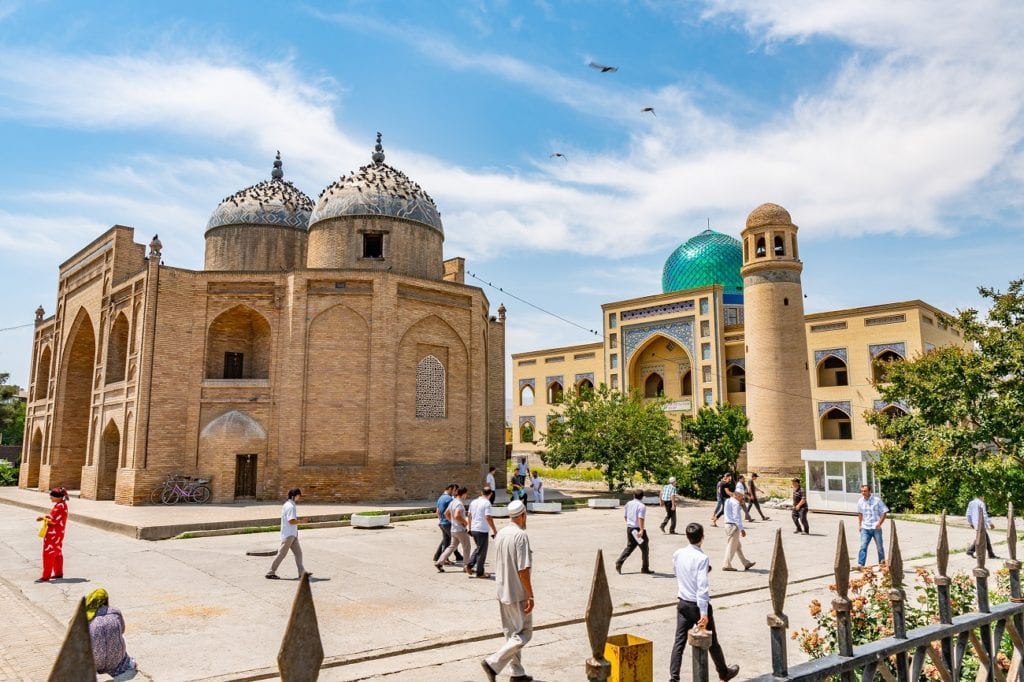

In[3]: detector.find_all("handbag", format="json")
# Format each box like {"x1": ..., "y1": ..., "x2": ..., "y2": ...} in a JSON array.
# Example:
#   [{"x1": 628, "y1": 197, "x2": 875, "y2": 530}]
[{"x1": 38, "y1": 518, "x2": 49, "y2": 538}]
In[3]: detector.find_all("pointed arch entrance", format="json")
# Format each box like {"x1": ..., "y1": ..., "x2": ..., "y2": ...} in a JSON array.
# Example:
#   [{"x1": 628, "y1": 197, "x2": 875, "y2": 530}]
[
  {"x1": 97, "y1": 420, "x2": 120, "y2": 500},
  {"x1": 24, "y1": 428, "x2": 42, "y2": 488},
  {"x1": 628, "y1": 334, "x2": 693, "y2": 406},
  {"x1": 51, "y1": 309, "x2": 96, "y2": 488}
]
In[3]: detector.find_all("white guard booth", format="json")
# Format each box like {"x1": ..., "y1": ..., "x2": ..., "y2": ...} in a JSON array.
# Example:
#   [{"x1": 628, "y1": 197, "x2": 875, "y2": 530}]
[{"x1": 800, "y1": 449, "x2": 881, "y2": 512}]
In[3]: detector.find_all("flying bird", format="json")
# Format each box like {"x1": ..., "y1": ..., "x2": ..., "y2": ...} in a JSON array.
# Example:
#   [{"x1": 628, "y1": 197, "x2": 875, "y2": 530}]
[
  {"x1": 588, "y1": 61, "x2": 618, "y2": 73},
  {"x1": 550, "y1": 153, "x2": 567, "y2": 160},
  {"x1": 641, "y1": 107, "x2": 656, "y2": 116}
]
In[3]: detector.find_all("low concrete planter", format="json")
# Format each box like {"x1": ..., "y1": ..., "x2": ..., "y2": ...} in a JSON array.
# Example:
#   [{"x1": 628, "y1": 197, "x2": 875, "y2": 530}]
[
  {"x1": 351, "y1": 513, "x2": 391, "y2": 529},
  {"x1": 587, "y1": 498, "x2": 620, "y2": 509},
  {"x1": 490, "y1": 506, "x2": 510, "y2": 518},
  {"x1": 642, "y1": 496, "x2": 661, "y2": 506},
  {"x1": 527, "y1": 502, "x2": 562, "y2": 513}
]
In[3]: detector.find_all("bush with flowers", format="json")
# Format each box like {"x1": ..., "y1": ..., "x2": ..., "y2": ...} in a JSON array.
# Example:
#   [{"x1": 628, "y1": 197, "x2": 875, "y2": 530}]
[{"x1": 793, "y1": 564, "x2": 1014, "y2": 678}]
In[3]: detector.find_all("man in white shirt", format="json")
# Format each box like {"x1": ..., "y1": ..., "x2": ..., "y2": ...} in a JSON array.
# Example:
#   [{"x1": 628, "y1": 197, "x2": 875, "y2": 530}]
[
  {"x1": 615, "y1": 491, "x2": 653, "y2": 575},
  {"x1": 486, "y1": 466, "x2": 498, "y2": 503},
  {"x1": 966, "y1": 494, "x2": 998, "y2": 559},
  {"x1": 669, "y1": 522, "x2": 740, "y2": 682},
  {"x1": 856, "y1": 485, "x2": 889, "y2": 567},
  {"x1": 722, "y1": 491, "x2": 755, "y2": 571},
  {"x1": 481, "y1": 500, "x2": 534, "y2": 682},
  {"x1": 435, "y1": 486, "x2": 472, "y2": 572},
  {"x1": 266, "y1": 488, "x2": 308, "y2": 579},
  {"x1": 466, "y1": 487, "x2": 498, "y2": 578},
  {"x1": 530, "y1": 470, "x2": 544, "y2": 503}
]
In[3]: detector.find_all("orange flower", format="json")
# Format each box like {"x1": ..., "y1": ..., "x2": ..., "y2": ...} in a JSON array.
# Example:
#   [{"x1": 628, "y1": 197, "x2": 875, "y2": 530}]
[{"x1": 809, "y1": 599, "x2": 822, "y2": 617}]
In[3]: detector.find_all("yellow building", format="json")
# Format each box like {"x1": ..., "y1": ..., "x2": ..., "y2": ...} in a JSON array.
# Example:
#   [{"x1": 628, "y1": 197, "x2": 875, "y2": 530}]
[{"x1": 510, "y1": 204, "x2": 966, "y2": 477}]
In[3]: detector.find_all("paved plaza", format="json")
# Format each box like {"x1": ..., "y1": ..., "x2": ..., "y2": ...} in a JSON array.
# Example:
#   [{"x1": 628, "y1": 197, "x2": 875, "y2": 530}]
[{"x1": 0, "y1": 489, "x2": 997, "y2": 681}]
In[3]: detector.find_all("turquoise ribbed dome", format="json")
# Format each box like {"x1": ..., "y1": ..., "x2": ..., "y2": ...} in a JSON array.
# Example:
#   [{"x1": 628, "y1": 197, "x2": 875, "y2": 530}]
[{"x1": 661, "y1": 229, "x2": 743, "y2": 294}]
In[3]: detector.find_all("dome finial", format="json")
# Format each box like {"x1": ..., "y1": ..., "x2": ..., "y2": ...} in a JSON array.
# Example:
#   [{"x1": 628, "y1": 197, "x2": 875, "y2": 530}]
[
  {"x1": 372, "y1": 132, "x2": 385, "y2": 165},
  {"x1": 272, "y1": 151, "x2": 283, "y2": 180}
]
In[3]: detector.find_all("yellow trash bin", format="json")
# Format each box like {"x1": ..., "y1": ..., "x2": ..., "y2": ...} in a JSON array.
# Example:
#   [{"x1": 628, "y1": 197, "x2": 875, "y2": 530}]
[{"x1": 604, "y1": 633, "x2": 653, "y2": 682}]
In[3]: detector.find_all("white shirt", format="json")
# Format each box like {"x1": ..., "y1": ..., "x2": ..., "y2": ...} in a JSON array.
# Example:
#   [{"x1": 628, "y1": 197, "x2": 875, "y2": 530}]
[
  {"x1": 724, "y1": 496, "x2": 744, "y2": 531},
  {"x1": 857, "y1": 495, "x2": 889, "y2": 530},
  {"x1": 735, "y1": 481, "x2": 746, "y2": 495},
  {"x1": 486, "y1": 472, "x2": 496, "y2": 490},
  {"x1": 531, "y1": 475, "x2": 542, "y2": 490},
  {"x1": 468, "y1": 496, "x2": 492, "y2": 533},
  {"x1": 966, "y1": 498, "x2": 990, "y2": 529},
  {"x1": 673, "y1": 543, "x2": 711, "y2": 615},
  {"x1": 624, "y1": 499, "x2": 646, "y2": 528},
  {"x1": 280, "y1": 499, "x2": 298, "y2": 539},
  {"x1": 494, "y1": 523, "x2": 532, "y2": 604},
  {"x1": 448, "y1": 497, "x2": 467, "y2": 533}
]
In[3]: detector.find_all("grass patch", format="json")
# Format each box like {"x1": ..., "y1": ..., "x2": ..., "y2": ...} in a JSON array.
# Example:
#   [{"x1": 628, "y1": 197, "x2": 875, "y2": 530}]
[
  {"x1": 508, "y1": 464, "x2": 606, "y2": 483},
  {"x1": 353, "y1": 510, "x2": 391, "y2": 517}
]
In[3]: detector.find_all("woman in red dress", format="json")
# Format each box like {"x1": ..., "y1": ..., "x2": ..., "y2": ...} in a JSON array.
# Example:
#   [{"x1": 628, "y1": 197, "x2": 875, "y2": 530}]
[{"x1": 36, "y1": 487, "x2": 68, "y2": 582}]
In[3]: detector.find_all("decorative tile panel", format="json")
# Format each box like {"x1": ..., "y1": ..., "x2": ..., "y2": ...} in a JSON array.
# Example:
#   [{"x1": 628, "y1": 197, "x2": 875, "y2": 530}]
[
  {"x1": 623, "y1": 317, "x2": 695, "y2": 362},
  {"x1": 818, "y1": 400, "x2": 852, "y2": 417},
  {"x1": 574, "y1": 372, "x2": 595, "y2": 384},
  {"x1": 813, "y1": 348, "x2": 848, "y2": 365},
  {"x1": 518, "y1": 416, "x2": 535, "y2": 426},
  {"x1": 518, "y1": 378, "x2": 535, "y2": 389},
  {"x1": 873, "y1": 399, "x2": 909, "y2": 412},
  {"x1": 622, "y1": 300, "x2": 694, "y2": 321},
  {"x1": 415, "y1": 355, "x2": 446, "y2": 419},
  {"x1": 868, "y1": 342, "x2": 906, "y2": 359},
  {"x1": 545, "y1": 375, "x2": 564, "y2": 387},
  {"x1": 726, "y1": 358, "x2": 745, "y2": 369}
]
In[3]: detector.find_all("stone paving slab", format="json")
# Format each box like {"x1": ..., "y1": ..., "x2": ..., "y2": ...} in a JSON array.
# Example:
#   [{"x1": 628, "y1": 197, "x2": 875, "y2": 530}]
[{"x1": 0, "y1": 496, "x2": 1001, "y2": 681}]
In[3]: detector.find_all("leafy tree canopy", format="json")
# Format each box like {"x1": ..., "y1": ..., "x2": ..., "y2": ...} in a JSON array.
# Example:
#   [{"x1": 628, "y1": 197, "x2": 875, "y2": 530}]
[
  {"x1": 677, "y1": 403, "x2": 752, "y2": 499},
  {"x1": 540, "y1": 384, "x2": 683, "y2": 490},
  {"x1": 866, "y1": 279, "x2": 1024, "y2": 514},
  {"x1": 0, "y1": 373, "x2": 24, "y2": 447}
]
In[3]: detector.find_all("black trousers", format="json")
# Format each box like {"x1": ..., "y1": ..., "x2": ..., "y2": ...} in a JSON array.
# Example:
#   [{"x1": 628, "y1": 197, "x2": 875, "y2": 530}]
[
  {"x1": 793, "y1": 507, "x2": 809, "y2": 533},
  {"x1": 747, "y1": 495, "x2": 768, "y2": 520},
  {"x1": 660, "y1": 501, "x2": 677, "y2": 533},
  {"x1": 616, "y1": 528, "x2": 649, "y2": 571},
  {"x1": 433, "y1": 525, "x2": 463, "y2": 562},
  {"x1": 468, "y1": 531, "x2": 489, "y2": 576},
  {"x1": 968, "y1": 529, "x2": 995, "y2": 557},
  {"x1": 669, "y1": 600, "x2": 729, "y2": 682}
]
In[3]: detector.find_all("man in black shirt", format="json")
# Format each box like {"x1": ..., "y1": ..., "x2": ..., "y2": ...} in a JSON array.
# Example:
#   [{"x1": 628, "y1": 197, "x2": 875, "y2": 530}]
[
  {"x1": 746, "y1": 473, "x2": 770, "y2": 521},
  {"x1": 791, "y1": 477, "x2": 809, "y2": 534},
  {"x1": 710, "y1": 473, "x2": 733, "y2": 527}
]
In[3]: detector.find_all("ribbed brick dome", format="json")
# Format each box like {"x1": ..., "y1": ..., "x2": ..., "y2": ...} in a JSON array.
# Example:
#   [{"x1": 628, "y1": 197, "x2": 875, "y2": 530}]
[{"x1": 745, "y1": 203, "x2": 792, "y2": 230}]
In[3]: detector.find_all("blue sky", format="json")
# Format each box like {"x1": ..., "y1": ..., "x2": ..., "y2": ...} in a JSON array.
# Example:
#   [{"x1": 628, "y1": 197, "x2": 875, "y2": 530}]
[{"x1": 1, "y1": 1, "x2": 1022, "y2": 391}]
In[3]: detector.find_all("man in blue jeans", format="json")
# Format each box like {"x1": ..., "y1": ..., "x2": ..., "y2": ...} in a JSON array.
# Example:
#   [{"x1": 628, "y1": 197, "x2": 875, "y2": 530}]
[{"x1": 856, "y1": 484, "x2": 889, "y2": 567}]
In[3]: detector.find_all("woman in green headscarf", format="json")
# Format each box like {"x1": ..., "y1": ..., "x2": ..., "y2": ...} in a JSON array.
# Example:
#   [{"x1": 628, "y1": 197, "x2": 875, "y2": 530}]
[{"x1": 86, "y1": 588, "x2": 136, "y2": 676}]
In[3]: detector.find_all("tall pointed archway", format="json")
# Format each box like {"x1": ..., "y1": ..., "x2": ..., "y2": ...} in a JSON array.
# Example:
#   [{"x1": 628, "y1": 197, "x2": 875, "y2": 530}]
[
  {"x1": 97, "y1": 420, "x2": 120, "y2": 500},
  {"x1": 50, "y1": 309, "x2": 96, "y2": 488}
]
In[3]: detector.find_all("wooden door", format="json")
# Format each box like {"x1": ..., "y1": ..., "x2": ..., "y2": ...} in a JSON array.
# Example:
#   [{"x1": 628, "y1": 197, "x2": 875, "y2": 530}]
[{"x1": 234, "y1": 454, "x2": 257, "y2": 498}]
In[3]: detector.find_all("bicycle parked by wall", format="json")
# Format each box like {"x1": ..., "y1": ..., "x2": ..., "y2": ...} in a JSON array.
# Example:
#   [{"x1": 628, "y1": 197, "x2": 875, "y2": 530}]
[{"x1": 150, "y1": 474, "x2": 212, "y2": 504}]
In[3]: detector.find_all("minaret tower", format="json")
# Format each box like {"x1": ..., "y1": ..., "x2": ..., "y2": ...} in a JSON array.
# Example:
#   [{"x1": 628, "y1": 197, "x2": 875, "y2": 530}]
[{"x1": 740, "y1": 203, "x2": 816, "y2": 474}]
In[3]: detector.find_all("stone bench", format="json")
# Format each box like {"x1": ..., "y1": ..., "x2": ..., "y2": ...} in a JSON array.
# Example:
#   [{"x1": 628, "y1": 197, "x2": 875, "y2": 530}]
[
  {"x1": 527, "y1": 502, "x2": 562, "y2": 513},
  {"x1": 351, "y1": 513, "x2": 391, "y2": 528},
  {"x1": 642, "y1": 496, "x2": 661, "y2": 506},
  {"x1": 490, "y1": 506, "x2": 510, "y2": 518},
  {"x1": 587, "y1": 498, "x2": 620, "y2": 509}
]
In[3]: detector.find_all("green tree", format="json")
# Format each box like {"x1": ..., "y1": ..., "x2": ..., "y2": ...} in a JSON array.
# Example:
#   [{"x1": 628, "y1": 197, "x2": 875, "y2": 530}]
[
  {"x1": 866, "y1": 279, "x2": 1024, "y2": 514},
  {"x1": 540, "y1": 385, "x2": 683, "y2": 490},
  {"x1": 0, "y1": 373, "x2": 23, "y2": 447},
  {"x1": 677, "y1": 403, "x2": 753, "y2": 499}
]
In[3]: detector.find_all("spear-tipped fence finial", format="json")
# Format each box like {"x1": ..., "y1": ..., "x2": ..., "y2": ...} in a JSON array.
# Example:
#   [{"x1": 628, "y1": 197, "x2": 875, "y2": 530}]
[
  {"x1": 767, "y1": 528, "x2": 789, "y2": 676},
  {"x1": 585, "y1": 549, "x2": 613, "y2": 682}
]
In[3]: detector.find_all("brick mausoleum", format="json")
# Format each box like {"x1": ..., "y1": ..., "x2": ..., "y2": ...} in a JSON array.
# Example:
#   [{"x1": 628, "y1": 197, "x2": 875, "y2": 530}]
[{"x1": 19, "y1": 135, "x2": 507, "y2": 504}]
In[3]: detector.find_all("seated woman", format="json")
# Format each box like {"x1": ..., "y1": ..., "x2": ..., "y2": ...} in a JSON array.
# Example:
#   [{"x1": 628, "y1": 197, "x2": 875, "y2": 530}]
[{"x1": 86, "y1": 588, "x2": 136, "y2": 677}]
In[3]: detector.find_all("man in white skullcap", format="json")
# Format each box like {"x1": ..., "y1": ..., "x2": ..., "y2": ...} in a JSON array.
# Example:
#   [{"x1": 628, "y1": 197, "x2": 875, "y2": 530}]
[
  {"x1": 481, "y1": 499, "x2": 534, "y2": 682},
  {"x1": 660, "y1": 476, "x2": 679, "y2": 534}
]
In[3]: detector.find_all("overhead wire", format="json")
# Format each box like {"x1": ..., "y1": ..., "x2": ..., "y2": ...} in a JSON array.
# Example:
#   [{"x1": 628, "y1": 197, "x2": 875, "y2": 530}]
[
  {"x1": 0, "y1": 322, "x2": 34, "y2": 333},
  {"x1": 466, "y1": 271, "x2": 600, "y2": 337}
]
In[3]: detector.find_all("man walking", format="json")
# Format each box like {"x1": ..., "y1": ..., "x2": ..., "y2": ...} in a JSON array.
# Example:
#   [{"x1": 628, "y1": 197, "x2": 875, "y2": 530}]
[
  {"x1": 481, "y1": 500, "x2": 534, "y2": 682},
  {"x1": 746, "y1": 473, "x2": 770, "y2": 521},
  {"x1": 856, "y1": 484, "x2": 889, "y2": 567},
  {"x1": 432, "y1": 484, "x2": 462, "y2": 565},
  {"x1": 660, "y1": 476, "x2": 679, "y2": 534},
  {"x1": 722, "y1": 490, "x2": 755, "y2": 571},
  {"x1": 616, "y1": 491, "x2": 653, "y2": 575},
  {"x1": 966, "y1": 494, "x2": 998, "y2": 559},
  {"x1": 436, "y1": 486, "x2": 472, "y2": 572},
  {"x1": 266, "y1": 488, "x2": 308, "y2": 580},
  {"x1": 668, "y1": 522, "x2": 740, "y2": 682},
  {"x1": 792, "y1": 478, "x2": 809, "y2": 535},
  {"x1": 486, "y1": 466, "x2": 497, "y2": 504},
  {"x1": 466, "y1": 487, "x2": 497, "y2": 578},
  {"x1": 734, "y1": 475, "x2": 754, "y2": 522},
  {"x1": 711, "y1": 473, "x2": 733, "y2": 527}
]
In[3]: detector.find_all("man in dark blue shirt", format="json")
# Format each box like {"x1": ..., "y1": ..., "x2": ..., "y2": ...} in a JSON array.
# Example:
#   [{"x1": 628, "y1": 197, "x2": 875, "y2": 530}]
[{"x1": 433, "y1": 484, "x2": 463, "y2": 564}]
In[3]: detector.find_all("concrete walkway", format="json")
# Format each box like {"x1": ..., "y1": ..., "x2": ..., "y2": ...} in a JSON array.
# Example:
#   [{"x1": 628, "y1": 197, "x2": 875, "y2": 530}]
[{"x1": 0, "y1": 493, "x2": 1001, "y2": 681}]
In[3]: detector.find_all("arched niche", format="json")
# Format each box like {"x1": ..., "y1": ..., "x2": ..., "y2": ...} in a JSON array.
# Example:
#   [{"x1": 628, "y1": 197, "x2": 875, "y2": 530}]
[{"x1": 205, "y1": 305, "x2": 272, "y2": 379}]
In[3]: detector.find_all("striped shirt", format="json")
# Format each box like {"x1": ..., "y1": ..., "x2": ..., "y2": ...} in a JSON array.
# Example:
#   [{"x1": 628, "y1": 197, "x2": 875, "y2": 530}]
[{"x1": 661, "y1": 483, "x2": 677, "y2": 501}]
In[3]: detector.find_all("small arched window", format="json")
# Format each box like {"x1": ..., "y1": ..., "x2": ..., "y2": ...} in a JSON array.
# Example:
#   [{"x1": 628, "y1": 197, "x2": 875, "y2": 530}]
[
  {"x1": 105, "y1": 313, "x2": 129, "y2": 384},
  {"x1": 548, "y1": 381, "x2": 563, "y2": 404},
  {"x1": 34, "y1": 345, "x2": 52, "y2": 401},
  {"x1": 520, "y1": 384, "x2": 535, "y2": 406},
  {"x1": 415, "y1": 355, "x2": 446, "y2": 419},
  {"x1": 520, "y1": 422, "x2": 535, "y2": 443},
  {"x1": 755, "y1": 237, "x2": 767, "y2": 257},
  {"x1": 726, "y1": 365, "x2": 745, "y2": 393},
  {"x1": 821, "y1": 408, "x2": 852, "y2": 440},
  {"x1": 680, "y1": 371, "x2": 693, "y2": 397},
  {"x1": 873, "y1": 350, "x2": 905, "y2": 384},
  {"x1": 773, "y1": 235, "x2": 785, "y2": 256},
  {"x1": 576, "y1": 378, "x2": 594, "y2": 396}
]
